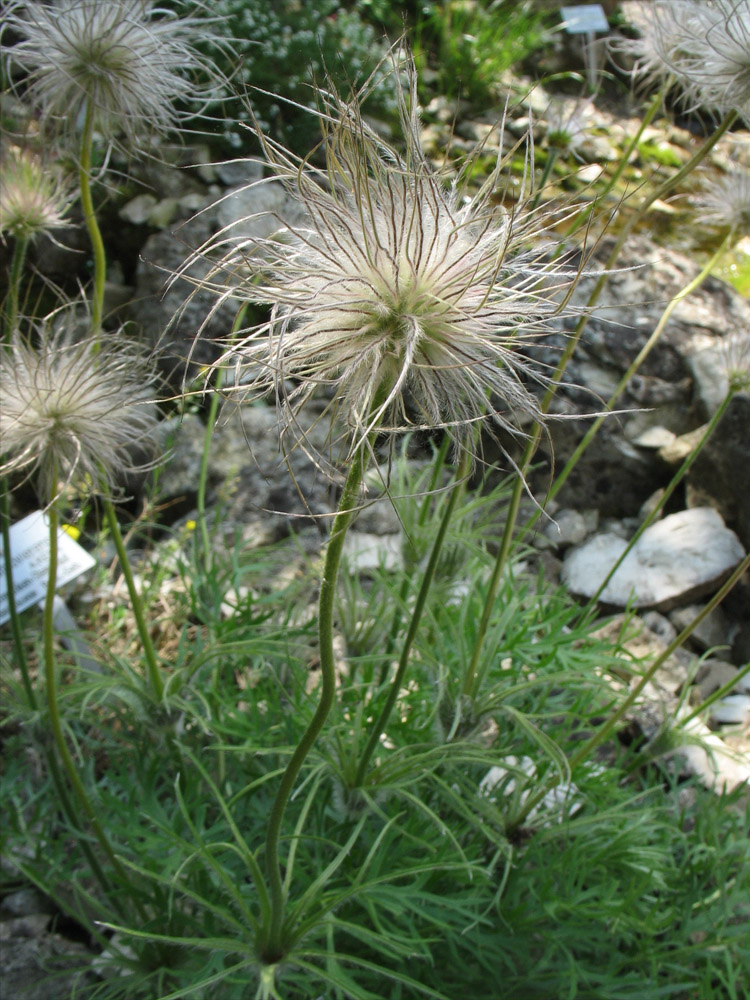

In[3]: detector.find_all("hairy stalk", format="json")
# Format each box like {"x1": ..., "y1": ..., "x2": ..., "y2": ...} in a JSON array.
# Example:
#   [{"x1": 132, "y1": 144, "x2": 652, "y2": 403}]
[
  {"x1": 530, "y1": 148, "x2": 559, "y2": 212},
  {"x1": 103, "y1": 499, "x2": 163, "y2": 702},
  {"x1": 679, "y1": 659, "x2": 750, "y2": 728},
  {"x1": 78, "y1": 99, "x2": 107, "y2": 339},
  {"x1": 263, "y1": 447, "x2": 370, "y2": 960},
  {"x1": 43, "y1": 498, "x2": 145, "y2": 915},
  {"x1": 461, "y1": 471, "x2": 522, "y2": 700},
  {"x1": 507, "y1": 552, "x2": 750, "y2": 834},
  {"x1": 3, "y1": 236, "x2": 29, "y2": 344},
  {"x1": 196, "y1": 306, "x2": 247, "y2": 573},
  {"x1": 583, "y1": 388, "x2": 736, "y2": 613},
  {"x1": 537, "y1": 231, "x2": 733, "y2": 537},
  {"x1": 1, "y1": 488, "x2": 35, "y2": 705},
  {"x1": 562, "y1": 90, "x2": 663, "y2": 240},
  {"x1": 2, "y1": 239, "x2": 33, "y2": 700},
  {"x1": 378, "y1": 433, "x2": 451, "y2": 685},
  {"x1": 355, "y1": 452, "x2": 470, "y2": 787},
  {"x1": 470, "y1": 110, "x2": 738, "y2": 665}
]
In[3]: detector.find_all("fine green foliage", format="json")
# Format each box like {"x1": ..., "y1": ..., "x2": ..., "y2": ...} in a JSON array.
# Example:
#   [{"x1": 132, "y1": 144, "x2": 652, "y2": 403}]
[
  {"x1": 199, "y1": 0, "x2": 402, "y2": 154},
  {"x1": 2, "y1": 454, "x2": 749, "y2": 999}
]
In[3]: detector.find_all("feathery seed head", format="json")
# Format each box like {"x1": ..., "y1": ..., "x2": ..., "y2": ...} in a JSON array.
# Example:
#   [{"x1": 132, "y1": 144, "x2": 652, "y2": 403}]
[
  {"x1": 543, "y1": 100, "x2": 589, "y2": 156},
  {"x1": 675, "y1": 1, "x2": 750, "y2": 121},
  {"x1": 0, "y1": 315, "x2": 161, "y2": 503},
  {"x1": 617, "y1": 0, "x2": 750, "y2": 122},
  {"x1": 613, "y1": 0, "x2": 697, "y2": 97},
  {"x1": 0, "y1": 145, "x2": 74, "y2": 242},
  {"x1": 696, "y1": 167, "x2": 750, "y2": 234},
  {"x1": 3, "y1": 0, "x2": 225, "y2": 147},
  {"x1": 195, "y1": 58, "x2": 590, "y2": 465}
]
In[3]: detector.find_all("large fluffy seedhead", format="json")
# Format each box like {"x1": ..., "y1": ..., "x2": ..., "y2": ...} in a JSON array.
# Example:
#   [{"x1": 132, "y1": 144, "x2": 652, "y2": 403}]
[
  {"x1": 189, "y1": 56, "x2": 591, "y2": 469},
  {"x1": 0, "y1": 144, "x2": 74, "y2": 242},
  {"x1": 612, "y1": 1, "x2": 698, "y2": 97},
  {"x1": 0, "y1": 314, "x2": 161, "y2": 503},
  {"x1": 615, "y1": 0, "x2": 750, "y2": 123},
  {"x1": 2, "y1": 0, "x2": 225, "y2": 148},
  {"x1": 676, "y1": 0, "x2": 750, "y2": 123}
]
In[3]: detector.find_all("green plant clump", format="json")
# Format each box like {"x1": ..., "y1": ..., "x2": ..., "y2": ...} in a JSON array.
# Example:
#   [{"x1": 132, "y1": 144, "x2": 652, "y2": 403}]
[{"x1": 206, "y1": 0, "x2": 402, "y2": 154}]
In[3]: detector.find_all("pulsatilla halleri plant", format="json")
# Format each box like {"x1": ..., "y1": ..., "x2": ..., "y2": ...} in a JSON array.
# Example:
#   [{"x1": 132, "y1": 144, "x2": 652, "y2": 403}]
[
  {"x1": 176, "y1": 53, "x2": 602, "y2": 973},
  {"x1": 195, "y1": 61, "x2": 592, "y2": 467},
  {"x1": 2, "y1": 0, "x2": 225, "y2": 148}
]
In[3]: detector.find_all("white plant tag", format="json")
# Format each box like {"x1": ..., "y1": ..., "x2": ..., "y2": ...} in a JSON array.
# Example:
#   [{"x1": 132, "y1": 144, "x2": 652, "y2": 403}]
[
  {"x1": 561, "y1": 4, "x2": 608, "y2": 34},
  {"x1": 0, "y1": 511, "x2": 96, "y2": 625}
]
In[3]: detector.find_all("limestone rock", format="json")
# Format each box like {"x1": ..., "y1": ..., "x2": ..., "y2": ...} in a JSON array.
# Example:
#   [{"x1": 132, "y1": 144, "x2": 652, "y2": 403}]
[{"x1": 562, "y1": 507, "x2": 746, "y2": 610}]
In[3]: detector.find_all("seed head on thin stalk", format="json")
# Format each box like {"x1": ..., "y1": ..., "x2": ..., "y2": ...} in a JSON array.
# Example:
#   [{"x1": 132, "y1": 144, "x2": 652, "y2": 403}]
[
  {"x1": 0, "y1": 311, "x2": 161, "y2": 504},
  {"x1": 0, "y1": 145, "x2": 74, "y2": 243},
  {"x1": 675, "y1": 0, "x2": 750, "y2": 123},
  {"x1": 695, "y1": 166, "x2": 750, "y2": 234},
  {"x1": 187, "y1": 55, "x2": 594, "y2": 474},
  {"x1": 611, "y1": 0, "x2": 699, "y2": 100},
  {"x1": 2, "y1": 0, "x2": 226, "y2": 149},
  {"x1": 615, "y1": 0, "x2": 750, "y2": 123}
]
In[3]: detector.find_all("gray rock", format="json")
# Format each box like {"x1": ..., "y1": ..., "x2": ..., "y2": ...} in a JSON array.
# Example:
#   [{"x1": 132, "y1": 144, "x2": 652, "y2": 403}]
[
  {"x1": 130, "y1": 208, "x2": 235, "y2": 389},
  {"x1": 562, "y1": 507, "x2": 746, "y2": 610},
  {"x1": 709, "y1": 694, "x2": 750, "y2": 726},
  {"x1": 543, "y1": 508, "x2": 589, "y2": 549},
  {"x1": 343, "y1": 532, "x2": 403, "y2": 573}
]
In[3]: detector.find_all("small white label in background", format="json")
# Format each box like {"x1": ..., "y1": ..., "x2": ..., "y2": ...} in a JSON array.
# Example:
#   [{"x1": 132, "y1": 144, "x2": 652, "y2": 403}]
[
  {"x1": 0, "y1": 511, "x2": 96, "y2": 625},
  {"x1": 561, "y1": 4, "x2": 609, "y2": 34}
]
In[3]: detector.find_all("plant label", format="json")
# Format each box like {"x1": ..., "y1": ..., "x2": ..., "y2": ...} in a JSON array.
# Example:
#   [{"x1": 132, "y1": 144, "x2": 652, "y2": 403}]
[
  {"x1": 561, "y1": 5, "x2": 609, "y2": 34},
  {"x1": 0, "y1": 511, "x2": 96, "y2": 625}
]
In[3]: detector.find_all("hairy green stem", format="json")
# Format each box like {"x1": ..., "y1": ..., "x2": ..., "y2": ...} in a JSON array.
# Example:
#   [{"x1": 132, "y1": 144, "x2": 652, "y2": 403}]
[
  {"x1": 472, "y1": 110, "x2": 738, "y2": 656},
  {"x1": 584, "y1": 388, "x2": 735, "y2": 613},
  {"x1": 562, "y1": 90, "x2": 663, "y2": 241},
  {"x1": 355, "y1": 452, "x2": 470, "y2": 787},
  {"x1": 44, "y1": 502, "x2": 143, "y2": 909},
  {"x1": 103, "y1": 499, "x2": 164, "y2": 702},
  {"x1": 263, "y1": 448, "x2": 369, "y2": 958},
  {"x1": 378, "y1": 433, "x2": 452, "y2": 685},
  {"x1": 507, "y1": 552, "x2": 750, "y2": 834},
  {"x1": 79, "y1": 99, "x2": 107, "y2": 338},
  {"x1": 3, "y1": 236, "x2": 29, "y2": 344},
  {"x1": 530, "y1": 149, "x2": 558, "y2": 212},
  {"x1": 679, "y1": 658, "x2": 750, "y2": 728},
  {"x1": 535, "y1": 232, "x2": 733, "y2": 539},
  {"x1": 1, "y1": 486, "x2": 36, "y2": 705},
  {"x1": 461, "y1": 471, "x2": 523, "y2": 700}
]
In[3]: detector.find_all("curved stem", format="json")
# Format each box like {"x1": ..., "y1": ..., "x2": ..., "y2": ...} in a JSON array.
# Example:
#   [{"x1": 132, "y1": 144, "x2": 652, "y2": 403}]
[
  {"x1": 583, "y1": 388, "x2": 735, "y2": 612},
  {"x1": 562, "y1": 90, "x2": 663, "y2": 240},
  {"x1": 263, "y1": 448, "x2": 369, "y2": 958},
  {"x1": 79, "y1": 99, "x2": 107, "y2": 340},
  {"x1": 355, "y1": 452, "x2": 470, "y2": 787},
  {"x1": 43, "y1": 502, "x2": 143, "y2": 911},
  {"x1": 3, "y1": 236, "x2": 29, "y2": 344},
  {"x1": 103, "y1": 499, "x2": 163, "y2": 702},
  {"x1": 530, "y1": 149, "x2": 558, "y2": 212},
  {"x1": 538, "y1": 231, "x2": 733, "y2": 533},
  {"x1": 472, "y1": 111, "x2": 739, "y2": 648},
  {"x1": 378, "y1": 433, "x2": 451, "y2": 685},
  {"x1": 507, "y1": 552, "x2": 750, "y2": 834},
  {"x1": 461, "y1": 469, "x2": 523, "y2": 700},
  {"x1": 1, "y1": 486, "x2": 35, "y2": 705}
]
